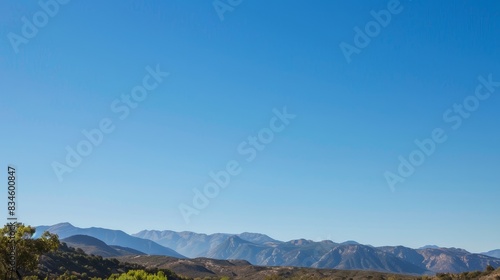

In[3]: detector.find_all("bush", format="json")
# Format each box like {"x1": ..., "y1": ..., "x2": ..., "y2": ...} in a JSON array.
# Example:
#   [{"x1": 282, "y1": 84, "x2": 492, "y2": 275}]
[
  {"x1": 468, "y1": 271, "x2": 481, "y2": 278},
  {"x1": 436, "y1": 273, "x2": 453, "y2": 280}
]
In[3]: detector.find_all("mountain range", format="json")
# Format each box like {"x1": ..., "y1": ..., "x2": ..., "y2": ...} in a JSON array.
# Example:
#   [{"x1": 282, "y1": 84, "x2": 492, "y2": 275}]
[
  {"x1": 34, "y1": 222, "x2": 184, "y2": 258},
  {"x1": 35, "y1": 223, "x2": 500, "y2": 275}
]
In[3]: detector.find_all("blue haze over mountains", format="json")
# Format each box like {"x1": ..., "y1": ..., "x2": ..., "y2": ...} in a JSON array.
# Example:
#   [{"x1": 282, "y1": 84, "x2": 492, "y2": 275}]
[{"x1": 35, "y1": 223, "x2": 500, "y2": 275}]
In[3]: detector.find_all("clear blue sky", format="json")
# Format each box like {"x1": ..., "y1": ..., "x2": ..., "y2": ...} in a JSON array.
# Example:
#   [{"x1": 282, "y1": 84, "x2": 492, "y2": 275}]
[{"x1": 1, "y1": 1, "x2": 499, "y2": 253}]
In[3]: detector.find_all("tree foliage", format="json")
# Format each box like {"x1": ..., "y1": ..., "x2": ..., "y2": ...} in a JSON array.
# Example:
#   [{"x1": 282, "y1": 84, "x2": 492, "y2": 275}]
[
  {"x1": 0, "y1": 223, "x2": 59, "y2": 277},
  {"x1": 108, "y1": 269, "x2": 168, "y2": 280}
]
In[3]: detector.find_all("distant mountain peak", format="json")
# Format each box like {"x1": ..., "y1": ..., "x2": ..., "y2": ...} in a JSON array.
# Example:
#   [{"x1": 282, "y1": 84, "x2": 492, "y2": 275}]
[
  {"x1": 288, "y1": 239, "x2": 314, "y2": 246},
  {"x1": 482, "y1": 249, "x2": 500, "y2": 259},
  {"x1": 341, "y1": 240, "x2": 360, "y2": 245},
  {"x1": 51, "y1": 222, "x2": 75, "y2": 228},
  {"x1": 419, "y1": 245, "x2": 440, "y2": 249},
  {"x1": 237, "y1": 232, "x2": 279, "y2": 244}
]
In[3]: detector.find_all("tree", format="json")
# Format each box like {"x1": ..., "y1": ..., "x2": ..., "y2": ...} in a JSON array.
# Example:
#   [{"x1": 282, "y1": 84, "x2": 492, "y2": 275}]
[
  {"x1": 0, "y1": 223, "x2": 59, "y2": 278},
  {"x1": 108, "y1": 269, "x2": 168, "y2": 280}
]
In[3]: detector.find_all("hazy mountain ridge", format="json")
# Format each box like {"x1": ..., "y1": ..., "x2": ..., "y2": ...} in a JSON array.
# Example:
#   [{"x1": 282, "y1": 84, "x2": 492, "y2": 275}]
[
  {"x1": 35, "y1": 223, "x2": 185, "y2": 258},
  {"x1": 61, "y1": 235, "x2": 146, "y2": 257},
  {"x1": 132, "y1": 229, "x2": 280, "y2": 258},
  {"x1": 483, "y1": 249, "x2": 500, "y2": 259},
  {"x1": 36, "y1": 223, "x2": 500, "y2": 275}
]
